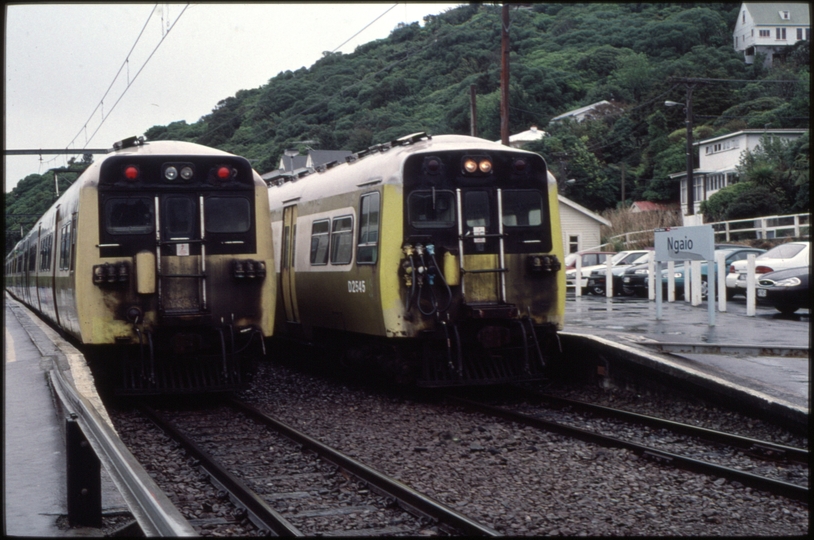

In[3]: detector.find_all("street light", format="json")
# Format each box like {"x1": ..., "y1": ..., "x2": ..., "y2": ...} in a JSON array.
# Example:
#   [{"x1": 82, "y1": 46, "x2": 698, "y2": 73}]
[{"x1": 665, "y1": 88, "x2": 695, "y2": 218}]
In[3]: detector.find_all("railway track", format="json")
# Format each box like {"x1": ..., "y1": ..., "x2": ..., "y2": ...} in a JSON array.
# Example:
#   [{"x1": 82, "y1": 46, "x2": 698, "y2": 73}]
[
  {"x1": 139, "y1": 398, "x2": 499, "y2": 537},
  {"x1": 449, "y1": 389, "x2": 809, "y2": 503}
]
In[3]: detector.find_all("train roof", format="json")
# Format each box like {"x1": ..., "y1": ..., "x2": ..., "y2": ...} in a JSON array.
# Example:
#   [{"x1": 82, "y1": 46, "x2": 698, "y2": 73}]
[{"x1": 267, "y1": 133, "x2": 548, "y2": 207}]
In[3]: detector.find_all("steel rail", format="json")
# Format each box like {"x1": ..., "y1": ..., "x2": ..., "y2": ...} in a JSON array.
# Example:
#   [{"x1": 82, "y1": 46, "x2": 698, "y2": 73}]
[
  {"x1": 515, "y1": 388, "x2": 809, "y2": 463},
  {"x1": 139, "y1": 405, "x2": 303, "y2": 537},
  {"x1": 450, "y1": 397, "x2": 808, "y2": 503},
  {"x1": 49, "y1": 367, "x2": 196, "y2": 537},
  {"x1": 229, "y1": 398, "x2": 501, "y2": 537}
]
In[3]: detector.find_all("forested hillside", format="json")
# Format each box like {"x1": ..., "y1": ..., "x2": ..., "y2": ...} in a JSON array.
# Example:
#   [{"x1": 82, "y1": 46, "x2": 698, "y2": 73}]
[{"x1": 6, "y1": 3, "x2": 810, "y2": 255}]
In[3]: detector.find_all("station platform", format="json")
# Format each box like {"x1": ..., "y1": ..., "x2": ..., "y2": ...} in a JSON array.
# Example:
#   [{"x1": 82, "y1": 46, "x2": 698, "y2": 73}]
[
  {"x1": 561, "y1": 292, "x2": 809, "y2": 426},
  {"x1": 4, "y1": 295, "x2": 128, "y2": 537}
]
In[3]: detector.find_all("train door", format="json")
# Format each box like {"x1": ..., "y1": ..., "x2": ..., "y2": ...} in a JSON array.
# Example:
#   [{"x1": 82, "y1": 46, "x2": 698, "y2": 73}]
[
  {"x1": 52, "y1": 206, "x2": 62, "y2": 328},
  {"x1": 280, "y1": 205, "x2": 300, "y2": 323},
  {"x1": 457, "y1": 188, "x2": 506, "y2": 305},
  {"x1": 155, "y1": 193, "x2": 206, "y2": 316}
]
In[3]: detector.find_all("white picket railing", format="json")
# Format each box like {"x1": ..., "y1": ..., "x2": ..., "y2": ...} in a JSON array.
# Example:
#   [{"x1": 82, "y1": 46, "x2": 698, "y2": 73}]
[{"x1": 605, "y1": 212, "x2": 809, "y2": 249}]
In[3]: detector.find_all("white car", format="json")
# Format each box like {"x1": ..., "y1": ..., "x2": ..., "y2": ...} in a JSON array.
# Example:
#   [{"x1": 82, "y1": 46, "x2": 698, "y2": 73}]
[
  {"x1": 566, "y1": 250, "x2": 652, "y2": 291},
  {"x1": 726, "y1": 241, "x2": 810, "y2": 298}
]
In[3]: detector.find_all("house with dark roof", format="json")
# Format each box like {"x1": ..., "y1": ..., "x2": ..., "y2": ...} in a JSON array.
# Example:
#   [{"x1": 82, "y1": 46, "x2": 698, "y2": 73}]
[
  {"x1": 262, "y1": 148, "x2": 353, "y2": 184},
  {"x1": 733, "y1": 3, "x2": 810, "y2": 66}
]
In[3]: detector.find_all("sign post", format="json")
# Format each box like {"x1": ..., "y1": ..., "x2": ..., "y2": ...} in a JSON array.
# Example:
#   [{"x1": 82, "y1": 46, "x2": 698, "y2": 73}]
[{"x1": 654, "y1": 225, "x2": 716, "y2": 326}]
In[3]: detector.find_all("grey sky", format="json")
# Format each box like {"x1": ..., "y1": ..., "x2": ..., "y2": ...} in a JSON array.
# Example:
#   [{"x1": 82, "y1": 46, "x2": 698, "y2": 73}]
[{"x1": 4, "y1": 3, "x2": 460, "y2": 192}]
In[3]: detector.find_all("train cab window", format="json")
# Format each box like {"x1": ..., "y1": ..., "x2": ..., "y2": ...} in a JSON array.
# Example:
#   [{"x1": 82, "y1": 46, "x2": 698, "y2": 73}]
[
  {"x1": 330, "y1": 216, "x2": 353, "y2": 265},
  {"x1": 163, "y1": 196, "x2": 195, "y2": 237},
  {"x1": 106, "y1": 197, "x2": 154, "y2": 235},
  {"x1": 408, "y1": 190, "x2": 455, "y2": 228},
  {"x1": 310, "y1": 219, "x2": 330, "y2": 265},
  {"x1": 502, "y1": 190, "x2": 543, "y2": 227},
  {"x1": 205, "y1": 197, "x2": 251, "y2": 233},
  {"x1": 464, "y1": 191, "x2": 491, "y2": 228},
  {"x1": 357, "y1": 192, "x2": 380, "y2": 264}
]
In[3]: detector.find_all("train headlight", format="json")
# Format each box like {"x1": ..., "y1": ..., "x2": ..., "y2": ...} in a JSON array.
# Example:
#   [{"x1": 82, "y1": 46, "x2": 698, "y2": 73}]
[
  {"x1": 180, "y1": 166, "x2": 194, "y2": 180},
  {"x1": 164, "y1": 166, "x2": 179, "y2": 181},
  {"x1": 462, "y1": 156, "x2": 493, "y2": 176}
]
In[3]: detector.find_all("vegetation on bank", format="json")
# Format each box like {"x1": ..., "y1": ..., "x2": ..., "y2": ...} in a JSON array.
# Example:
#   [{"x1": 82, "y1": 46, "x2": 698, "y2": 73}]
[{"x1": 5, "y1": 3, "x2": 810, "y2": 255}]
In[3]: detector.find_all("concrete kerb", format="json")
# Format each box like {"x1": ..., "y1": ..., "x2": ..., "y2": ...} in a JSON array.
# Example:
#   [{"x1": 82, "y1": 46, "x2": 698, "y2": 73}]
[{"x1": 558, "y1": 331, "x2": 808, "y2": 431}]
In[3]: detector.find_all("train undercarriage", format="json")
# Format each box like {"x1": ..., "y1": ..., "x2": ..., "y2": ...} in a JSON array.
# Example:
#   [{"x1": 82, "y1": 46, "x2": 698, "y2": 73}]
[{"x1": 108, "y1": 324, "x2": 266, "y2": 395}]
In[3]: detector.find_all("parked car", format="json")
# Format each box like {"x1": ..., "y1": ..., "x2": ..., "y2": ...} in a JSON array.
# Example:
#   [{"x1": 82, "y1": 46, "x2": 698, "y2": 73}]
[
  {"x1": 622, "y1": 245, "x2": 763, "y2": 298},
  {"x1": 587, "y1": 252, "x2": 653, "y2": 296},
  {"x1": 756, "y1": 266, "x2": 810, "y2": 314},
  {"x1": 728, "y1": 241, "x2": 810, "y2": 298},
  {"x1": 566, "y1": 250, "x2": 650, "y2": 292},
  {"x1": 661, "y1": 246, "x2": 766, "y2": 299},
  {"x1": 564, "y1": 251, "x2": 615, "y2": 271}
]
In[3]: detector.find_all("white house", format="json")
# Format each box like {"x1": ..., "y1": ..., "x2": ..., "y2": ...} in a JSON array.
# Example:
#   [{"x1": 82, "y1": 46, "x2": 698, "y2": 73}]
[
  {"x1": 549, "y1": 101, "x2": 622, "y2": 124},
  {"x1": 497, "y1": 125, "x2": 546, "y2": 148},
  {"x1": 733, "y1": 3, "x2": 810, "y2": 66},
  {"x1": 558, "y1": 195, "x2": 612, "y2": 254},
  {"x1": 669, "y1": 128, "x2": 808, "y2": 225}
]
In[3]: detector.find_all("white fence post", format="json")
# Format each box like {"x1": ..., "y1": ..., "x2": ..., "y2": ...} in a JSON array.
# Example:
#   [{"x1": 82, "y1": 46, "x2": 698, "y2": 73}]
[
  {"x1": 691, "y1": 260, "x2": 702, "y2": 306},
  {"x1": 746, "y1": 253, "x2": 756, "y2": 317},
  {"x1": 605, "y1": 257, "x2": 613, "y2": 297},
  {"x1": 667, "y1": 261, "x2": 675, "y2": 302},
  {"x1": 683, "y1": 260, "x2": 690, "y2": 302},
  {"x1": 717, "y1": 251, "x2": 726, "y2": 313},
  {"x1": 647, "y1": 251, "x2": 655, "y2": 300},
  {"x1": 575, "y1": 255, "x2": 582, "y2": 297}
]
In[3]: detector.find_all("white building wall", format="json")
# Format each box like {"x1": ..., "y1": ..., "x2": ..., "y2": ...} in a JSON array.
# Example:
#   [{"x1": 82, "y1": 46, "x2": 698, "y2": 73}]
[{"x1": 560, "y1": 204, "x2": 603, "y2": 253}]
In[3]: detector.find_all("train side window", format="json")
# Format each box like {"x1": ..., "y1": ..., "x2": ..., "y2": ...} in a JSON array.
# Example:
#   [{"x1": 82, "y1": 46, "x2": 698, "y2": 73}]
[
  {"x1": 357, "y1": 192, "x2": 380, "y2": 264},
  {"x1": 502, "y1": 190, "x2": 543, "y2": 227},
  {"x1": 464, "y1": 191, "x2": 490, "y2": 228},
  {"x1": 29, "y1": 244, "x2": 37, "y2": 272},
  {"x1": 40, "y1": 234, "x2": 52, "y2": 271},
  {"x1": 310, "y1": 219, "x2": 330, "y2": 265},
  {"x1": 330, "y1": 216, "x2": 353, "y2": 265},
  {"x1": 59, "y1": 223, "x2": 71, "y2": 270},
  {"x1": 205, "y1": 197, "x2": 250, "y2": 233},
  {"x1": 408, "y1": 190, "x2": 455, "y2": 228},
  {"x1": 105, "y1": 197, "x2": 154, "y2": 235},
  {"x1": 163, "y1": 196, "x2": 195, "y2": 237}
]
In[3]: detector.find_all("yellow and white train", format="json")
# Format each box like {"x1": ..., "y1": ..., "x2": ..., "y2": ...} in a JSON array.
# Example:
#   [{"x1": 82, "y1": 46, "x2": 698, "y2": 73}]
[
  {"x1": 5, "y1": 137, "x2": 276, "y2": 394},
  {"x1": 268, "y1": 133, "x2": 564, "y2": 386}
]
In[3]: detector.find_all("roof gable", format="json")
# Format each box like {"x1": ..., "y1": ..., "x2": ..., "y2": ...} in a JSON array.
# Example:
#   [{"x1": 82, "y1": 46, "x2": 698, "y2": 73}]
[
  {"x1": 743, "y1": 3, "x2": 810, "y2": 25},
  {"x1": 558, "y1": 195, "x2": 611, "y2": 227}
]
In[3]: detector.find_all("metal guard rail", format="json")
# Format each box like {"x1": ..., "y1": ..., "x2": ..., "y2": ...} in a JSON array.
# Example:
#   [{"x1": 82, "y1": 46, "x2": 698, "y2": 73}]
[{"x1": 49, "y1": 367, "x2": 196, "y2": 537}]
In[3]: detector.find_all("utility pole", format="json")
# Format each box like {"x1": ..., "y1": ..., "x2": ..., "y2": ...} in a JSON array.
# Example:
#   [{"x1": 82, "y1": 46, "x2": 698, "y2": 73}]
[
  {"x1": 500, "y1": 3, "x2": 510, "y2": 146},
  {"x1": 470, "y1": 84, "x2": 478, "y2": 137},
  {"x1": 684, "y1": 84, "x2": 695, "y2": 216}
]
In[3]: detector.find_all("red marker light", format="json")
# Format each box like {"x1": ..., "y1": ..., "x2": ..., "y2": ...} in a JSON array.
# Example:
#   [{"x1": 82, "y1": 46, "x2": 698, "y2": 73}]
[
  {"x1": 217, "y1": 166, "x2": 231, "y2": 179},
  {"x1": 124, "y1": 166, "x2": 139, "y2": 181},
  {"x1": 513, "y1": 159, "x2": 527, "y2": 172}
]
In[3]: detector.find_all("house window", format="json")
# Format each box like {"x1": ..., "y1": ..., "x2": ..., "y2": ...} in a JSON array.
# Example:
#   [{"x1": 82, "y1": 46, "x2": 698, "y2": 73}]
[
  {"x1": 742, "y1": 11, "x2": 745, "y2": 24},
  {"x1": 568, "y1": 235, "x2": 579, "y2": 254},
  {"x1": 694, "y1": 177, "x2": 704, "y2": 202},
  {"x1": 751, "y1": 29, "x2": 754, "y2": 37},
  {"x1": 798, "y1": 28, "x2": 803, "y2": 40},
  {"x1": 680, "y1": 180, "x2": 687, "y2": 205},
  {"x1": 759, "y1": 29, "x2": 770, "y2": 37},
  {"x1": 776, "y1": 28, "x2": 786, "y2": 40},
  {"x1": 705, "y1": 146, "x2": 711, "y2": 155},
  {"x1": 779, "y1": 11, "x2": 790, "y2": 20}
]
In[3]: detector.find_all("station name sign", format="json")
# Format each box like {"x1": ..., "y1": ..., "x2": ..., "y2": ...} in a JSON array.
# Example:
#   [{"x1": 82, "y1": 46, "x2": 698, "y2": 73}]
[{"x1": 654, "y1": 225, "x2": 714, "y2": 262}]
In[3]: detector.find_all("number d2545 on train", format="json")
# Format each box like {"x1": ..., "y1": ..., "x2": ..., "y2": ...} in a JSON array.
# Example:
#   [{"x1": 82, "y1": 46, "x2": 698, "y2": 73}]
[{"x1": 268, "y1": 133, "x2": 565, "y2": 386}]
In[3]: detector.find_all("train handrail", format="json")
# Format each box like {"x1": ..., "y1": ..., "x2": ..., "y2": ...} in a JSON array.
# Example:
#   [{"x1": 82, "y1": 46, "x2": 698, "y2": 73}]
[{"x1": 49, "y1": 366, "x2": 196, "y2": 537}]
